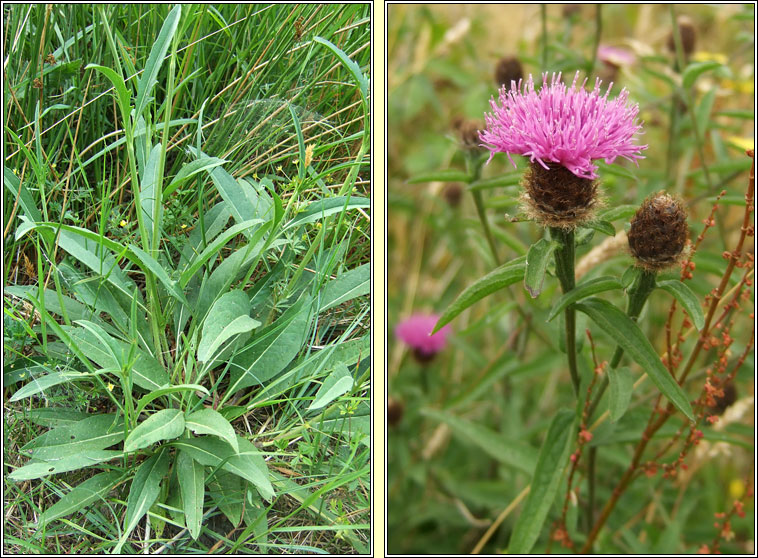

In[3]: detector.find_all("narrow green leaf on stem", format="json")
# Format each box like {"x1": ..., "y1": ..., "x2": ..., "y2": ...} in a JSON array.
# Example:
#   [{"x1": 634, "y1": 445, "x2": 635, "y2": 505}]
[
  {"x1": 422, "y1": 409, "x2": 538, "y2": 475},
  {"x1": 576, "y1": 297, "x2": 694, "y2": 420},
  {"x1": 115, "y1": 448, "x2": 170, "y2": 553},
  {"x1": 407, "y1": 169, "x2": 472, "y2": 184},
  {"x1": 682, "y1": 60, "x2": 722, "y2": 90},
  {"x1": 608, "y1": 366, "x2": 634, "y2": 422},
  {"x1": 37, "y1": 471, "x2": 124, "y2": 528},
  {"x1": 176, "y1": 450, "x2": 205, "y2": 540},
  {"x1": 657, "y1": 280, "x2": 705, "y2": 330},
  {"x1": 547, "y1": 276, "x2": 623, "y2": 322},
  {"x1": 433, "y1": 256, "x2": 526, "y2": 333},
  {"x1": 508, "y1": 409, "x2": 575, "y2": 554},
  {"x1": 583, "y1": 219, "x2": 616, "y2": 236},
  {"x1": 524, "y1": 239, "x2": 560, "y2": 298}
]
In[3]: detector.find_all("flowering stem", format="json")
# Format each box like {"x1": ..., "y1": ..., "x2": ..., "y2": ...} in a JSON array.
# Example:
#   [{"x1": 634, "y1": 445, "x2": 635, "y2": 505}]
[
  {"x1": 466, "y1": 153, "x2": 500, "y2": 265},
  {"x1": 587, "y1": 268, "x2": 658, "y2": 419},
  {"x1": 585, "y1": 268, "x2": 657, "y2": 540},
  {"x1": 586, "y1": 5, "x2": 602, "y2": 77},
  {"x1": 549, "y1": 227, "x2": 579, "y2": 394},
  {"x1": 540, "y1": 5, "x2": 548, "y2": 70}
]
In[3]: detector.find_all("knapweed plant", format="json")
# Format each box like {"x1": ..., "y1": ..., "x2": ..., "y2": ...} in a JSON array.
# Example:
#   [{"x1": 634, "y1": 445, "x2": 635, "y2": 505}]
[
  {"x1": 4, "y1": 4, "x2": 370, "y2": 554},
  {"x1": 389, "y1": 5, "x2": 753, "y2": 552},
  {"x1": 431, "y1": 72, "x2": 753, "y2": 554}
]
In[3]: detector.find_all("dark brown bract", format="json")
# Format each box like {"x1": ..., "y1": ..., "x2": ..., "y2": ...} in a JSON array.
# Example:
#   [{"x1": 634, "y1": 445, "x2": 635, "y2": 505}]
[
  {"x1": 494, "y1": 56, "x2": 523, "y2": 90},
  {"x1": 628, "y1": 192, "x2": 689, "y2": 271},
  {"x1": 522, "y1": 162, "x2": 599, "y2": 229}
]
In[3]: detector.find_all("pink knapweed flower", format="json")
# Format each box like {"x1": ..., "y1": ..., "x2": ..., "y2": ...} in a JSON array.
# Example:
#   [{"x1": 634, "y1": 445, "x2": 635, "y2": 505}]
[
  {"x1": 480, "y1": 71, "x2": 647, "y2": 180},
  {"x1": 395, "y1": 314, "x2": 451, "y2": 357},
  {"x1": 597, "y1": 45, "x2": 636, "y2": 68}
]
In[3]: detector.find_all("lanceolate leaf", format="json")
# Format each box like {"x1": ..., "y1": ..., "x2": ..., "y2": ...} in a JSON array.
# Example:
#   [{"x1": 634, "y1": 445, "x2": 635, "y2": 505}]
[
  {"x1": 176, "y1": 450, "x2": 205, "y2": 540},
  {"x1": 657, "y1": 280, "x2": 705, "y2": 330},
  {"x1": 185, "y1": 408, "x2": 239, "y2": 453},
  {"x1": 63, "y1": 325, "x2": 168, "y2": 391},
  {"x1": 208, "y1": 470, "x2": 244, "y2": 527},
  {"x1": 8, "y1": 450, "x2": 123, "y2": 481},
  {"x1": 22, "y1": 414, "x2": 124, "y2": 460},
  {"x1": 227, "y1": 295, "x2": 312, "y2": 394},
  {"x1": 133, "y1": 5, "x2": 181, "y2": 118},
  {"x1": 407, "y1": 169, "x2": 472, "y2": 184},
  {"x1": 171, "y1": 436, "x2": 274, "y2": 501},
  {"x1": 124, "y1": 409, "x2": 185, "y2": 452},
  {"x1": 433, "y1": 256, "x2": 526, "y2": 333},
  {"x1": 115, "y1": 449, "x2": 170, "y2": 553},
  {"x1": 313, "y1": 36, "x2": 368, "y2": 102},
  {"x1": 197, "y1": 290, "x2": 260, "y2": 363},
  {"x1": 508, "y1": 409, "x2": 575, "y2": 554},
  {"x1": 283, "y1": 196, "x2": 370, "y2": 230},
  {"x1": 318, "y1": 263, "x2": 369, "y2": 312},
  {"x1": 524, "y1": 239, "x2": 560, "y2": 298},
  {"x1": 10, "y1": 371, "x2": 92, "y2": 402},
  {"x1": 583, "y1": 219, "x2": 615, "y2": 236},
  {"x1": 547, "y1": 276, "x2": 624, "y2": 321},
  {"x1": 308, "y1": 364, "x2": 354, "y2": 411},
  {"x1": 682, "y1": 60, "x2": 722, "y2": 90},
  {"x1": 608, "y1": 366, "x2": 634, "y2": 423},
  {"x1": 38, "y1": 471, "x2": 124, "y2": 527},
  {"x1": 423, "y1": 409, "x2": 537, "y2": 475},
  {"x1": 576, "y1": 297, "x2": 694, "y2": 420}
]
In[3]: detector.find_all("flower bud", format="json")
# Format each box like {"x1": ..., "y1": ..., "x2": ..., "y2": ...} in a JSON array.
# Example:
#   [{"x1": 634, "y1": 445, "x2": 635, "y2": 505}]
[
  {"x1": 666, "y1": 16, "x2": 697, "y2": 57},
  {"x1": 562, "y1": 4, "x2": 581, "y2": 18},
  {"x1": 522, "y1": 162, "x2": 599, "y2": 229},
  {"x1": 710, "y1": 381, "x2": 737, "y2": 416},
  {"x1": 453, "y1": 118, "x2": 484, "y2": 151},
  {"x1": 387, "y1": 397, "x2": 405, "y2": 427},
  {"x1": 628, "y1": 192, "x2": 688, "y2": 271},
  {"x1": 494, "y1": 56, "x2": 523, "y2": 90},
  {"x1": 443, "y1": 183, "x2": 463, "y2": 208}
]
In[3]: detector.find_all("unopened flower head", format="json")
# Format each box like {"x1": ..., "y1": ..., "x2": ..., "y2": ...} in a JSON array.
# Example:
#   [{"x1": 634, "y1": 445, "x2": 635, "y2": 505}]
[
  {"x1": 627, "y1": 192, "x2": 689, "y2": 271},
  {"x1": 666, "y1": 15, "x2": 697, "y2": 57},
  {"x1": 480, "y1": 71, "x2": 647, "y2": 180},
  {"x1": 494, "y1": 55, "x2": 523, "y2": 90},
  {"x1": 395, "y1": 314, "x2": 451, "y2": 362},
  {"x1": 452, "y1": 117, "x2": 485, "y2": 151}
]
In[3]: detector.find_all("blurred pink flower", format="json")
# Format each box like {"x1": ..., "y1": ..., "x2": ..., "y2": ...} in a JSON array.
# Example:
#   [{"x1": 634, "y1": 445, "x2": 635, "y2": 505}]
[
  {"x1": 395, "y1": 314, "x2": 451, "y2": 357},
  {"x1": 480, "y1": 71, "x2": 647, "y2": 180},
  {"x1": 597, "y1": 45, "x2": 636, "y2": 68}
]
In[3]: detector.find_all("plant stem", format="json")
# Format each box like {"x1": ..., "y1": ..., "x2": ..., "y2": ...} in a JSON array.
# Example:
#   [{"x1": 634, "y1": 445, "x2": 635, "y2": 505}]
[
  {"x1": 465, "y1": 153, "x2": 500, "y2": 265},
  {"x1": 549, "y1": 227, "x2": 579, "y2": 394},
  {"x1": 587, "y1": 268, "x2": 658, "y2": 419},
  {"x1": 465, "y1": 155, "x2": 554, "y2": 349},
  {"x1": 541, "y1": 5, "x2": 548, "y2": 70},
  {"x1": 585, "y1": 268, "x2": 657, "y2": 545},
  {"x1": 586, "y1": 5, "x2": 602, "y2": 78}
]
